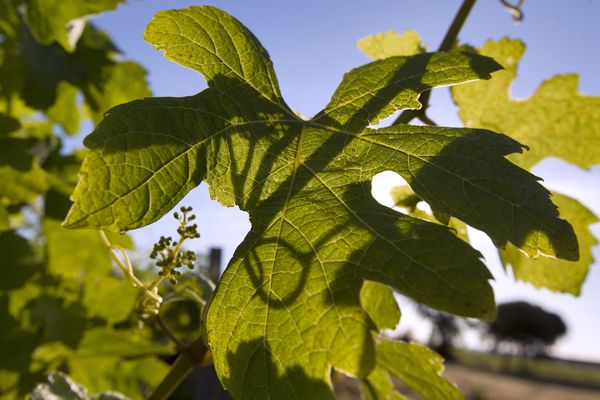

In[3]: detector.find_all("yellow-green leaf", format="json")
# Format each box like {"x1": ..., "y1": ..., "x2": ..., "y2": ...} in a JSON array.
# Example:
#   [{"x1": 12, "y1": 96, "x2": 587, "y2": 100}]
[
  {"x1": 452, "y1": 38, "x2": 600, "y2": 170},
  {"x1": 357, "y1": 29, "x2": 426, "y2": 59},
  {"x1": 64, "y1": 7, "x2": 582, "y2": 399},
  {"x1": 501, "y1": 193, "x2": 598, "y2": 295}
]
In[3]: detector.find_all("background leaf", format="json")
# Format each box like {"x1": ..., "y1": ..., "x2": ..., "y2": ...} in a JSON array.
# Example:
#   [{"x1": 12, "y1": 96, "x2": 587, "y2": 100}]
[{"x1": 357, "y1": 29, "x2": 426, "y2": 59}]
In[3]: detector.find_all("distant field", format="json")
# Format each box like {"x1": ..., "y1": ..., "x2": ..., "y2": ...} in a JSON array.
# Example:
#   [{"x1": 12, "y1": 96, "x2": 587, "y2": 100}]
[
  {"x1": 453, "y1": 349, "x2": 600, "y2": 390},
  {"x1": 333, "y1": 350, "x2": 600, "y2": 399},
  {"x1": 445, "y1": 363, "x2": 600, "y2": 400}
]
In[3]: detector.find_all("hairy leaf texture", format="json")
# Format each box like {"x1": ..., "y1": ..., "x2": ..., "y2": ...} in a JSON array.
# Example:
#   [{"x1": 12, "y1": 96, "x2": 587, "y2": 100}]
[{"x1": 64, "y1": 7, "x2": 578, "y2": 399}]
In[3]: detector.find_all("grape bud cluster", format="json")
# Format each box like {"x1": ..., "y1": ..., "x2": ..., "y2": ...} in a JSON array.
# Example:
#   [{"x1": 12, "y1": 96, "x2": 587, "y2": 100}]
[{"x1": 149, "y1": 206, "x2": 200, "y2": 284}]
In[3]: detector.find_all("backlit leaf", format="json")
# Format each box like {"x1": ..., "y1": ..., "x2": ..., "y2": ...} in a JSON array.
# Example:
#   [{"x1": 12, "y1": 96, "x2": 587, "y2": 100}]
[
  {"x1": 367, "y1": 338, "x2": 462, "y2": 400},
  {"x1": 64, "y1": 7, "x2": 579, "y2": 399},
  {"x1": 501, "y1": 193, "x2": 598, "y2": 295},
  {"x1": 452, "y1": 38, "x2": 600, "y2": 294},
  {"x1": 357, "y1": 29, "x2": 426, "y2": 60},
  {"x1": 452, "y1": 38, "x2": 600, "y2": 170},
  {"x1": 360, "y1": 281, "x2": 400, "y2": 330}
]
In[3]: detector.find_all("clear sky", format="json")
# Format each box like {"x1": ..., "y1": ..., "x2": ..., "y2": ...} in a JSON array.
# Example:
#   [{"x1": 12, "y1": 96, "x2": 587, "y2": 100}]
[{"x1": 89, "y1": 0, "x2": 600, "y2": 361}]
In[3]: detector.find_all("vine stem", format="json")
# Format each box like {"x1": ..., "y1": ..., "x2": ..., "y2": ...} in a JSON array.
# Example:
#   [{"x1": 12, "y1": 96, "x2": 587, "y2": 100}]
[
  {"x1": 147, "y1": 337, "x2": 209, "y2": 400},
  {"x1": 156, "y1": 314, "x2": 186, "y2": 349},
  {"x1": 393, "y1": 0, "x2": 477, "y2": 125}
]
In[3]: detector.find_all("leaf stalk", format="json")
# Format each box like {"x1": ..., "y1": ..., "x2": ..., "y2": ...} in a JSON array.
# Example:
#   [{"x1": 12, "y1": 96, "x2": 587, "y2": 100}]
[{"x1": 393, "y1": 0, "x2": 477, "y2": 125}]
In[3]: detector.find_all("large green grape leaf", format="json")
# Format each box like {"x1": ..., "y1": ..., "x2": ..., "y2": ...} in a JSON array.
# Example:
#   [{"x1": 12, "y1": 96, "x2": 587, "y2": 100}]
[
  {"x1": 452, "y1": 38, "x2": 599, "y2": 294},
  {"x1": 64, "y1": 6, "x2": 578, "y2": 399},
  {"x1": 24, "y1": 0, "x2": 124, "y2": 52}
]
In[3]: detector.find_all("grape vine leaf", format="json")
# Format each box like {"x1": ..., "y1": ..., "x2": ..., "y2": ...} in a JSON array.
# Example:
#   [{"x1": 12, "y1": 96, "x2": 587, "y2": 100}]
[
  {"x1": 24, "y1": 0, "x2": 125, "y2": 52},
  {"x1": 502, "y1": 193, "x2": 597, "y2": 295},
  {"x1": 390, "y1": 184, "x2": 470, "y2": 243},
  {"x1": 452, "y1": 38, "x2": 600, "y2": 170},
  {"x1": 64, "y1": 6, "x2": 579, "y2": 399},
  {"x1": 360, "y1": 281, "x2": 400, "y2": 330},
  {"x1": 452, "y1": 38, "x2": 600, "y2": 294},
  {"x1": 359, "y1": 288, "x2": 459, "y2": 400},
  {"x1": 357, "y1": 29, "x2": 426, "y2": 60}
]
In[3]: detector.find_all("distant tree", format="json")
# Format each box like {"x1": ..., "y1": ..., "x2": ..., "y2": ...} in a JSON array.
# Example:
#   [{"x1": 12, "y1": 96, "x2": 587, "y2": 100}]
[
  {"x1": 485, "y1": 301, "x2": 567, "y2": 357},
  {"x1": 417, "y1": 304, "x2": 462, "y2": 359}
]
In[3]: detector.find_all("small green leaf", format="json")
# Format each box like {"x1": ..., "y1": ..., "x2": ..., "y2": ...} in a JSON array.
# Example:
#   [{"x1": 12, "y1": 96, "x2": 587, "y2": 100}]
[
  {"x1": 68, "y1": 357, "x2": 163, "y2": 399},
  {"x1": 0, "y1": 0, "x2": 19, "y2": 40},
  {"x1": 371, "y1": 338, "x2": 462, "y2": 400},
  {"x1": 357, "y1": 29, "x2": 426, "y2": 59},
  {"x1": 17, "y1": 22, "x2": 150, "y2": 116},
  {"x1": 360, "y1": 281, "x2": 400, "y2": 330},
  {"x1": 360, "y1": 364, "x2": 407, "y2": 400},
  {"x1": 390, "y1": 184, "x2": 470, "y2": 242},
  {"x1": 27, "y1": 295, "x2": 87, "y2": 348}
]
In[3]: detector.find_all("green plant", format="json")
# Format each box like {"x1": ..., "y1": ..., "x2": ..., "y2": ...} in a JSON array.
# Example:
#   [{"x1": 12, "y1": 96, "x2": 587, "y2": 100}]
[
  {"x1": 0, "y1": 1, "x2": 184, "y2": 398},
  {"x1": 60, "y1": 2, "x2": 600, "y2": 400},
  {"x1": 2, "y1": 1, "x2": 598, "y2": 399}
]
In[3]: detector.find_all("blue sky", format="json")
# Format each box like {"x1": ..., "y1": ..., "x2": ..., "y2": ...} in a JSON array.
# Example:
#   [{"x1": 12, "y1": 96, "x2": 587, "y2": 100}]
[{"x1": 90, "y1": 0, "x2": 600, "y2": 361}]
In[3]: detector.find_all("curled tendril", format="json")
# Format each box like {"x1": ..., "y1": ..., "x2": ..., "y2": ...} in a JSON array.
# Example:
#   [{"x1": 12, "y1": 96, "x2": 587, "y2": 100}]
[{"x1": 500, "y1": 0, "x2": 524, "y2": 23}]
